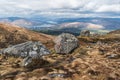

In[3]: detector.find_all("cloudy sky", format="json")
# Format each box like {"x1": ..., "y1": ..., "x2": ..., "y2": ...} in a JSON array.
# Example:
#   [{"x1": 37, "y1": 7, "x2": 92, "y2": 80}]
[{"x1": 0, "y1": 0, "x2": 120, "y2": 18}]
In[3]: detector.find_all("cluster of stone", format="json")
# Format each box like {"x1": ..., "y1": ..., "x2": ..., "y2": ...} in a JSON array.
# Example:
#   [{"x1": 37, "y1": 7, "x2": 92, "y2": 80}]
[
  {"x1": 1, "y1": 41, "x2": 50, "y2": 67},
  {"x1": 0, "y1": 33, "x2": 79, "y2": 67}
]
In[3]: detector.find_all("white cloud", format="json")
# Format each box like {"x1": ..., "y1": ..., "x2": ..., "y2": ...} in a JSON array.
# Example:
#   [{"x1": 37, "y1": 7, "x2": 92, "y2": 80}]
[
  {"x1": 95, "y1": 4, "x2": 120, "y2": 12},
  {"x1": 17, "y1": 4, "x2": 30, "y2": 9},
  {"x1": 0, "y1": 0, "x2": 120, "y2": 18}
]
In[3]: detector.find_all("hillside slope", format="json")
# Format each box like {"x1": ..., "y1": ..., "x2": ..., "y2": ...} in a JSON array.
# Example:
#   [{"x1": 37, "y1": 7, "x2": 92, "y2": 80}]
[
  {"x1": 0, "y1": 34, "x2": 120, "y2": 80},
  {"x1": 0, "y1": 23, "x2": 54, "y2": 48},
  {"x1": 108, "y1": 29, "x2": 120, "y2": 34}
]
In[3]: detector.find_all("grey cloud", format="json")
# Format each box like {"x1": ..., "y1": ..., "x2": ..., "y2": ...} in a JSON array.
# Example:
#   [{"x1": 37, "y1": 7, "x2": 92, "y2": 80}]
[{"x1": 0, "y1": 0, "x2": 120, "y2": 18}]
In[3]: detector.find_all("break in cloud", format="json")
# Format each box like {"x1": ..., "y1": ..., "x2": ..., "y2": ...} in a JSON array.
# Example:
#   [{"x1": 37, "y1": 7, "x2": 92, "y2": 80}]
[{"x1": 0, "y1": 0, "x2": 120, "y2": 18}]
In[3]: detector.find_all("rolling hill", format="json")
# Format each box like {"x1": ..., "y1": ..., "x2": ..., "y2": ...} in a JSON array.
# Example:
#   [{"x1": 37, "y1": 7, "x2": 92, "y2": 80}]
[
  {"x1": 0, "y1": 23, "x2": 54, "y2": 48},
  {"x1": 0, "y1": 17, "x2": 120, "y2": 36}
]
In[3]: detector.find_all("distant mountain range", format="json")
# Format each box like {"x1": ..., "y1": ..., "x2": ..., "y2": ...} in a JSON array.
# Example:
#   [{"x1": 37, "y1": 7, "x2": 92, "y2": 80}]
[{"x1": 0, "y1": 17, "x2": 120, "y2": 35}]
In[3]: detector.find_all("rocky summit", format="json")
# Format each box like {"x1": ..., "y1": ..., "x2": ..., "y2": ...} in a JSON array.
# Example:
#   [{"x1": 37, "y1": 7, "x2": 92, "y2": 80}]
[
  {"x1": 0, "y1": 30, "x2": 120, "y2": 80},
  {"x1": 54, "y1": 33, "x2": 79, "y2": 54},
  {"x1": 1, "y1": 41, "x2": 50, "y2": 67}
]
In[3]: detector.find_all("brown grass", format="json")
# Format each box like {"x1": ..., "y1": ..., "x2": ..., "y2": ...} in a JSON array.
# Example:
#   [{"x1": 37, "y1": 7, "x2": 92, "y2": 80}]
[{"x1": 0, "y1": 23, "x2": 55, "y2": 48}]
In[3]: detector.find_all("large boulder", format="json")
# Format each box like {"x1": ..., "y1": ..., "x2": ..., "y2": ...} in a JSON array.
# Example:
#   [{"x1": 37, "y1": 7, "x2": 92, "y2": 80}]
[
  {"x1": 1, "y1": 41, "x2": 50, "y2": 67},
  {"x1": 54, "y1": 33, "x2": 79, "y2": 54},
  {"x1": 80, "y1": 30, "x2": 90, "y2": 37}
]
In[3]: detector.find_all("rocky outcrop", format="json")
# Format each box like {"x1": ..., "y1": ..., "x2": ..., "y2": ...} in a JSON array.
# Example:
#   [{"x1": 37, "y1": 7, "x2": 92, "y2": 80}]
[
  {"x1": 0, "y1": 34, "x2": 120, "y2": 80},
  {"x1": 80, "y1": 30, "x2": 90, "y2": 37},
  {"x1": 54, "y1": 33, "x2": 79, "y2": 54},
  {"x1": 1, "y1": 41, "x2": 50, "y2": 67}
]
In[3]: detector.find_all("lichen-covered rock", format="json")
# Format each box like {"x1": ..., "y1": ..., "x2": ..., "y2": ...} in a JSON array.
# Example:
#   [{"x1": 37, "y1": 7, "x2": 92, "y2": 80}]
[
  {"x1": 54, "y1": 33, "x2": 79, "y2": 54},
  {"x1": 1, "y1": 41, "x2": 50, "y2": 67},
  {"x1": 80, "y1": 30, "x2": 90, "y2": 37}
]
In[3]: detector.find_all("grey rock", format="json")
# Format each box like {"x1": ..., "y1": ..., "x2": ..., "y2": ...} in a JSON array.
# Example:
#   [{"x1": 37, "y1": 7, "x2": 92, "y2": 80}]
[
  {"x1": 54, "y1": 33, "x2": 79, "y2": 54},
  {"x1": 49, "y1": 73, "x2": 67, "y2": 78},
  {"x1": 96, "y1": 41, "x2": 102, "y2": 45},
  {"x1": 1, "y1": 41, "x2": 50, "y2": 67},
  {"x1": 80, "y1": 30, "x2": 90, "y2": 37},
  {"x1": 107, "y1": 54, "x2": 120, "y2": 59}
]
